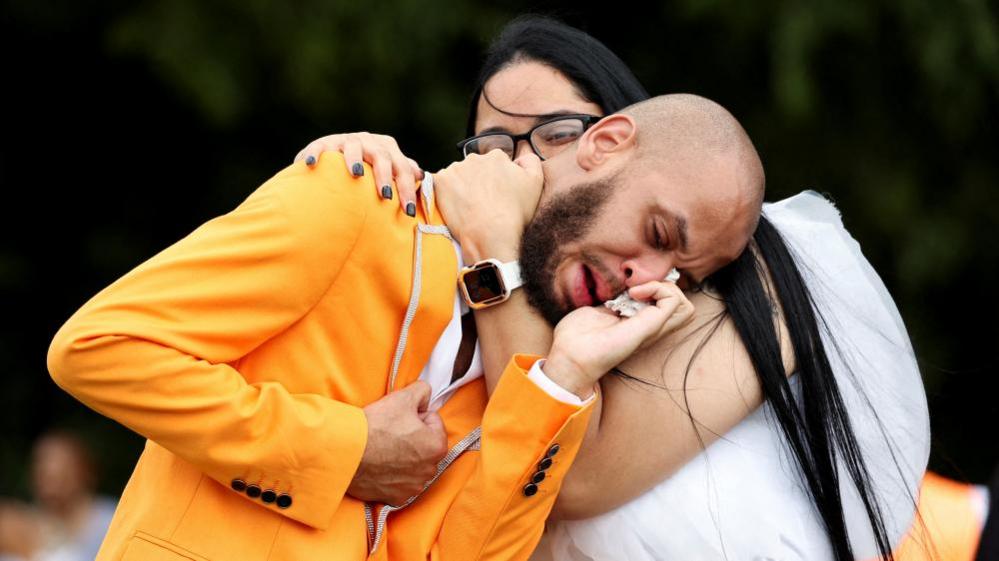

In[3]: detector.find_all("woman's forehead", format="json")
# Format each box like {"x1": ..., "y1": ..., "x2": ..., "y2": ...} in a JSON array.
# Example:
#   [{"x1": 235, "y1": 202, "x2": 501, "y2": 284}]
[{"x1": 475, "y1": 62, "x2": 603, "y2": 132}]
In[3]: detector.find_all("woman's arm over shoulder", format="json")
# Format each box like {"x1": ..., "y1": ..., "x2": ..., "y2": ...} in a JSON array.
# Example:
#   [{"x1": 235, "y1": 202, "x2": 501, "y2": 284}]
[{"x1": 552, "y1": 287, "x2": 794, "y2": 520}]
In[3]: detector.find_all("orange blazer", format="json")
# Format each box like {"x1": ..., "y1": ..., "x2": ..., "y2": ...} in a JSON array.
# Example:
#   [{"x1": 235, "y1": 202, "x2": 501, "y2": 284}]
[
  {"x1": 48, "y1": 153, "x2": 594, "y2": 561},
  {"x1": 885, "y1": 472, "x2": 985, "y2": 561}
]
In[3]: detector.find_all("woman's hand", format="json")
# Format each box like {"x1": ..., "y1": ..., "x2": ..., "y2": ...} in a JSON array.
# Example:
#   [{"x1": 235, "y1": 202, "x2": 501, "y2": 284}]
[
  {"x1": 294, "y1": 132, "x2": 423, "y2": 215},
  {"x1": 433, "y1": 150, "x2": 543, "y2": 263},
  {"x1": 543, "y1": 281, "x2": 695, "y2": 399}
]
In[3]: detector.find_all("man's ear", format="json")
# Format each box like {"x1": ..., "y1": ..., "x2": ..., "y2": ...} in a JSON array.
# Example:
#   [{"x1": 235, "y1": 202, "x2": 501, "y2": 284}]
[{"x1": 576, "y1": 114, "x2": 637, "y2": 171}]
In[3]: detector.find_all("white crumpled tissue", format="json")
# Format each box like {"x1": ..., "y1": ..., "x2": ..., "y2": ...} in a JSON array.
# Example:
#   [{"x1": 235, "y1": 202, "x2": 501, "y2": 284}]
[{"x1": 604, "y1": 268, "x2": 680, "y2": 317}]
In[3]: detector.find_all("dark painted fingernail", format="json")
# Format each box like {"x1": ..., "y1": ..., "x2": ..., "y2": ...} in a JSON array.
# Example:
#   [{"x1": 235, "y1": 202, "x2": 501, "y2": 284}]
[
  {"x1": 405, "y1": 202, "x2": 416, "y2": 217},
  {"x1": 304, "y1": 155, "x2": 316, "y2": 167},
  {"x1": 381, "y1": 185, "x2": 393, "y2": 200},
  {"x1": 351, "y1": 163, "x2": 364, "y2": 177}
]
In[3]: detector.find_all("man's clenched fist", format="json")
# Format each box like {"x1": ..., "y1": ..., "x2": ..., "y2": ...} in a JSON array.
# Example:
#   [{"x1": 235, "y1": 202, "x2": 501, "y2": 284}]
[{"x1": 347, "y1": 381, "x2": 448, "y2": 506}]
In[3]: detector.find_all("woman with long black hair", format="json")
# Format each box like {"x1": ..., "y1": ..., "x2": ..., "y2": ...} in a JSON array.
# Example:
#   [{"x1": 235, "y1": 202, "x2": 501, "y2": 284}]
[{"x1": 296, "y1": 16, "x2": 929, "y2": 560}]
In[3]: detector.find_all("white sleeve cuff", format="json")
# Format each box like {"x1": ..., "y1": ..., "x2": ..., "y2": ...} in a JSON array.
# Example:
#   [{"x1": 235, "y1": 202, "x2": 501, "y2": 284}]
[{"x1": 526, "y1": 359, "x2": 595, "y2": 405}]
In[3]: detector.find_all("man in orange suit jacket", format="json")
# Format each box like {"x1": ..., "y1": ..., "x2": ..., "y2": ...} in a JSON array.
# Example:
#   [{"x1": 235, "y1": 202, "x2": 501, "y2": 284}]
[{"x1": 47, "y1": 96, "x2": 760, "y2": 561}]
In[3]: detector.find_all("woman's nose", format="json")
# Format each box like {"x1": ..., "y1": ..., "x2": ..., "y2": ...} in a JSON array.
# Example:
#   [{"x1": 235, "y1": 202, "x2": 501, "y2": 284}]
[{"x1": 513, "y1": 139, "x2": 536, "y2": 159}]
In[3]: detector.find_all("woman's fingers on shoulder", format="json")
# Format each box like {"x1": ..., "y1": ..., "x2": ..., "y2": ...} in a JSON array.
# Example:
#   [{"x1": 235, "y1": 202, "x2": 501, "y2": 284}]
[
  {"x1": 405, "y1": 159, "x2": 425, "y2": 210},
  {"x1": 406, "y1": 158, "x2": 423, "y2": 179},
  {"x1": 297, "y1": 134, "x2": 349, "y2": 165},
  {"x1": 352, "y1": 134, "x2": 419, "y2": 209},
  {"x1": 374, "y1": 133, "x2": 401, "y2": 150},
  {"x1": 341, "y1": 135, "x2": 366, "y2": 178},
  {"x1": 370, "y1": 149, "x2": 396, "y2": 201},
  {"x1": 389, "y1": 152, "x2": 420, "y2": 210}
]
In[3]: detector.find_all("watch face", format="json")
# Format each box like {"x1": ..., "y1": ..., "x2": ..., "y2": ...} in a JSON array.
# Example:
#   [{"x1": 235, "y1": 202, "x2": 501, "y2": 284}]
[{"x1": 465, "y1": 264, "x2": 506, "y2": 304}]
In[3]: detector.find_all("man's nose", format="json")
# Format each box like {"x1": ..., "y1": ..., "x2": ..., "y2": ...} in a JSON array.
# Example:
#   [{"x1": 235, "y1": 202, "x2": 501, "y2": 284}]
[{"x1": 621, "y1": 256, "x2": 674, "y2": 287}]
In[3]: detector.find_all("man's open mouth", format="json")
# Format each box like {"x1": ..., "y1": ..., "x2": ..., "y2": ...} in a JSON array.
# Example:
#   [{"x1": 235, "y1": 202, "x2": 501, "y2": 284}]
[
  {"x1": 583, "y1": 264, "x2": 599, "y2": 304},
  {"x1": 568, "y1": 263, "x2": 603, "y2": 309}
]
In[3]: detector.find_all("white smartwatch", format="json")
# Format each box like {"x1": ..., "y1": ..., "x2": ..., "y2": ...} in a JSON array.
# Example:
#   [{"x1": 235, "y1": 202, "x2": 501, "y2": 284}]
[{"x1": 458, "y1": 259, "x2": 523, "y2": 309}]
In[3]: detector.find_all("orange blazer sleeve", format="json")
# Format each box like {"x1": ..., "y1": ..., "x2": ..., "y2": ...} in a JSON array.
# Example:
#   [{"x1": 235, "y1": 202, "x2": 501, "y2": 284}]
[
  {"x1": 47, "y1": 157, "x2": 371, "y2": 530},
  {"x1": 435, "y1": 355, "x2": 595, "y2": 561}
]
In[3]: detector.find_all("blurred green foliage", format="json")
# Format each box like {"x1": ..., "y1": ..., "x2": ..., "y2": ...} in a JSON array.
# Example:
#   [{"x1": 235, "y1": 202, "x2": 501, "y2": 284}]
[{"x1": 1, "y1": 0, "x2": 996, "y2": 498}]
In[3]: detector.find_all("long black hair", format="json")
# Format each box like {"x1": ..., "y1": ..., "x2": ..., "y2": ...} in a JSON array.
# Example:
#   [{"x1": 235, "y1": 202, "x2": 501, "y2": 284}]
[
  {"x1": 465, "y1": 15, "x2": 649, "y2": 137},
  {"x1": 709, "y1": 218, "x2": 895, "y2": 561},
  {"x1": 473, "y1": 15, "x2": 897, "y2": 561}
]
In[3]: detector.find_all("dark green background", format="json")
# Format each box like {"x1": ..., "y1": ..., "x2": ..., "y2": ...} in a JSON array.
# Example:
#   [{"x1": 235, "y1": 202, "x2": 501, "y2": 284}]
[{"x1": 1, "y1": 0, "x2": 996, "y2": 498}]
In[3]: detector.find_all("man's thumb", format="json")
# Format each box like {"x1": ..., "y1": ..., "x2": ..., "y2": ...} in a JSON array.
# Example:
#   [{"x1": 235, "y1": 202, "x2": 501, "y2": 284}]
[
  {"x1": 421, "y1": 411, "x2": 448, "y2": 457},
  {"x1": 422, "y1": 410, "x2": 446, "y2": 435},
  {"x1": 400, "y1": 380, "x2": 432, "y2": 412}
]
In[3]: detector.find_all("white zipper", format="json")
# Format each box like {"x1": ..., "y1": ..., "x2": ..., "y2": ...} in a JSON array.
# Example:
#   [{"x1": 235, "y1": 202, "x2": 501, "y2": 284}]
[
  {"x1": 386, "y1": 223, "x2": 453, "y2": 393},
  {"x1": 367, "y1": 427, "x2": 482, "y2": 555},
  {"x1": 368, "y1": 209, "x2": 456, "y2": 550}
]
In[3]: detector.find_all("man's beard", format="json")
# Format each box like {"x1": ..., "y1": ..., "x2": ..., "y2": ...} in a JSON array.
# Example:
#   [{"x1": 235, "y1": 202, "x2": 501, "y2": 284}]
[{"x1": 519, "y1": 179, "x2": 614, "y2": 326}]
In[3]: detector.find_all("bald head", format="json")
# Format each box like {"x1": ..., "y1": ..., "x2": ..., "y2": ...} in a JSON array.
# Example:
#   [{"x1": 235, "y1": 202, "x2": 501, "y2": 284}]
[
  {"x1": 618, "y1": 94, "x2": 765, "y2": 271},
  {"x1": 622, "y1": 94, "x2": 765, "y2": 212}
]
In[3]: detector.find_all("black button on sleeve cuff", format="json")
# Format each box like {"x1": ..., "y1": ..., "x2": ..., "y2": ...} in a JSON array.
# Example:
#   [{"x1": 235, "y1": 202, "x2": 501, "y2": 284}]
[
  {"x1": 276, "y1": 494, "x2": 293, "y2": 509},
  {"x1": 246, "y1": 484, "x2": 262, "y2": 498}
]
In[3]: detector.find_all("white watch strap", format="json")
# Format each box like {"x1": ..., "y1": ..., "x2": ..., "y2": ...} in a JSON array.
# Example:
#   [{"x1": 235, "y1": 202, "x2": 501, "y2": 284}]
[{"x1": 498, "y1": 260, "x2": 523, "y2": 291}]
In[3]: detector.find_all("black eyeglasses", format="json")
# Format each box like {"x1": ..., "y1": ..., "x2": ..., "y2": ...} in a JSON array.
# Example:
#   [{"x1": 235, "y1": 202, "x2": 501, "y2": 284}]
[{"x1": 456, "y1": 114, "x2": 600, "y2": 161}]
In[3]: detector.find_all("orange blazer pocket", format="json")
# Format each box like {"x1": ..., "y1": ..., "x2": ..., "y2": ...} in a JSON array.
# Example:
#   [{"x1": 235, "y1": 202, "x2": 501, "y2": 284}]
[{"x1": 121, "y1": 532, "x2": 211, "y2": 561}]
